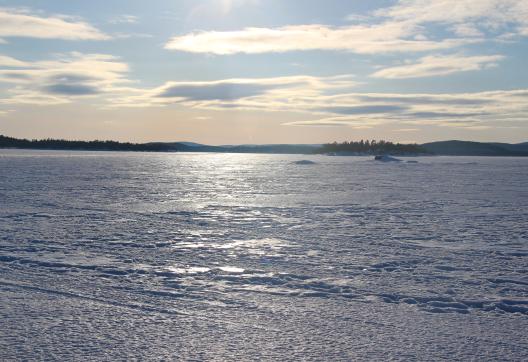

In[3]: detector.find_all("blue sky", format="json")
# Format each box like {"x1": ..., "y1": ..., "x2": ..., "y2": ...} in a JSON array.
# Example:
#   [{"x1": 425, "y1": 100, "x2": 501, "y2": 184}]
[{"x1": 0, "y1": 0, "x2": 527, "y2": 144}]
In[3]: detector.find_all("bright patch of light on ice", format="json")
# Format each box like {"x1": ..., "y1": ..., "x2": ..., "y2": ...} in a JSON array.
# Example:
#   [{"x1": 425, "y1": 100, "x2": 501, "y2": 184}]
[
  {"x1": 218, "y1": 266, "x2": 245, "y2": 273},
  {"x1": 168, "y1": 266, "x2": 210, "y2": 274},
  {"x1": 172, "y1": 238, "x2": 289, "y2": 251},
  {"x1": 172, "y1": 242, "x2": 208, "y2": 249},
  {"x1": 219, "y1": 238, "x2": 288, "y2": 249}
]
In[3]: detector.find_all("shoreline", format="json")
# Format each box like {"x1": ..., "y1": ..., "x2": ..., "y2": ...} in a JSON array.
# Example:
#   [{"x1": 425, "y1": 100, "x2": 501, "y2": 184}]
[{"x1": 2, "y1": 147, "x2": 528, "y2": 157}]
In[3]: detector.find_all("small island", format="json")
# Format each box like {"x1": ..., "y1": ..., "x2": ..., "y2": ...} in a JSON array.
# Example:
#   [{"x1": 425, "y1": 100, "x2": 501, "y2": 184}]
[{"x1": 319, "y1": 140, "x2": 426, "y2": 156}]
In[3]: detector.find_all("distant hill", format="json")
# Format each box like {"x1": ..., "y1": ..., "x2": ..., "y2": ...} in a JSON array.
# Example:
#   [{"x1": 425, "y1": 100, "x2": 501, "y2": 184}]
[
  {"x1": 490, "y1": 142, "x2": 528, "y2": 154},
  {"x1": 175, "y1": 141, "x2": 206, "y2": 147},
  {"x1": 421, "y1": 140, "x2": 528, "y2": 156},
  {"x1": 219, "y1": 144, "x2": 320, "y2": 154}
]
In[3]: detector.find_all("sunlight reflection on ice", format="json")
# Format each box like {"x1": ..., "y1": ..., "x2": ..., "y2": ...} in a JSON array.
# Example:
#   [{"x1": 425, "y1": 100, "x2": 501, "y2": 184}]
[
  {"x1": 218, "y1": 266, "x2": 245, "y2": 273},
  {"x1": 167, "y1": 266, "x2": 210, "y2": 274},
  {"x1": 171, "y1": 238, "x2": 290, "y2": 253}
]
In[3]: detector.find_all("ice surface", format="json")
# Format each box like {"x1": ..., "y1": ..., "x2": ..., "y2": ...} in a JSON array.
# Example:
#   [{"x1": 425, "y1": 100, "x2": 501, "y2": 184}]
[{"x1": 0, "y1": 150, "x2": 527, "y2": 360}]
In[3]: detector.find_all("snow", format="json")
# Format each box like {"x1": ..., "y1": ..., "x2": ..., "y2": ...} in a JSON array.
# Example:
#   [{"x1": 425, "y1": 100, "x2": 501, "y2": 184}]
[
  {"x1": 0, "y1": 150, "x2": 527, "y2": 360},
  {"x1": 374, "y1": 154, "x2": 402, "y2": 162}
]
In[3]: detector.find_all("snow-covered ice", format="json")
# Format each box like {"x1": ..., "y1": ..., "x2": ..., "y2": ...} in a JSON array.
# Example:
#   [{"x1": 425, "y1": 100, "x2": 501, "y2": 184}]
[
  {"x1": 0, "y1": 150, "x2": 527, "y2": 360},
  {"x1": 374, "y1": 155, "x2": 402, "y2": 162}
]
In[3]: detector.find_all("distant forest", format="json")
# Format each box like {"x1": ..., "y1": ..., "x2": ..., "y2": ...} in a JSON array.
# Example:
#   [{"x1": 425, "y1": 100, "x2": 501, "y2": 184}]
[
  {"x1": 0, "y1": 135, "x2": 178, "y2": 152},
  {"x1": 319, "y1": 140, "x2": 427, "y2": 155},
  {"x1": 0, "y1": 135, "x2": 425, "y2": 155},
  {"x1": 3, "y1": 134, "x2": 526, "y2": 156}
]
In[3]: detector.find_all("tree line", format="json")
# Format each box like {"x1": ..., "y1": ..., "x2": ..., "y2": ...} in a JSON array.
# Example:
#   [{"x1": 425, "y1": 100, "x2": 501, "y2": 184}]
[
  {"x1": 0, "y1": 135, "x2": 176, "y2": 152},
  {"x1": 1, "y1": 134, "x2": 427, "y2": 155},
  {"x1": 319, "y1": 140, "x2": 426, "y2": 154}
]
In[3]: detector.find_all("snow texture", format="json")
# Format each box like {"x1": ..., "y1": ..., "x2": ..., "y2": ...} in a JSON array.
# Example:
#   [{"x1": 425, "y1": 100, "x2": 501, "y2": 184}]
[{"x1": 0, "y1": 150, "x2": 527, "y2": 360}]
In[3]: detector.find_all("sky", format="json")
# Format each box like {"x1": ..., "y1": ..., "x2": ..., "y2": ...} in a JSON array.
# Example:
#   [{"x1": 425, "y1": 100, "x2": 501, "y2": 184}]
[{"x1": 0, "y1": 0, "x2": 527, "y2": 144}]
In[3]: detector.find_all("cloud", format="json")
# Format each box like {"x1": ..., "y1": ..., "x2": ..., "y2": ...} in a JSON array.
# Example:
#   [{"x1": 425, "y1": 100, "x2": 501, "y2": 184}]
[
  {"x1": 408, "y1": 111, "x2": 484, "y2": 118},
  {"x1": 0, "y1": 52, "x2": 132, "y2": 105},
  {"x1": 371, "y1": 54, "x2": 504, "y2": 79},
  {"x1": 108, "y1": 15, "x2": 139, "y2": 24},
  {"x1": 373, "y1": 0, "x2": 528, "y2": 44},
  {"x1": 450, "y1": 24, "x2": 483, "y2": 37},
  {"x1": 1, "y1": 51, "x2": 524, "y2": 132},
  {"x1": 110, "y1": 75, "x2": 359, "y2": 108},
  {"x1": 0, "y1": 91, "x2": 71, "y2": 106},
  {"x1": 318, "y1": 105, "x2": 407, "y2": 115},
  {"x1": 345, "y1": 14, "x2": 373, "y2": 23},
  {"x1": 153, "y1": 75, "x2": 355, "y2": 101},
  {"x1": 0, "y1": 50, "x2": 525, "y2": 132},
  {"x1": 355, "y1": 94, "x2": 493, "y2": 106},
  {"x1": 43, "y1": 83, "x2": 100, "y2": 96},
  {"x1": 157, "y1": 82, "x2": 277, "y2": 100},
  {"x1": 0, "y1": 55, "x2": 30, "y2": 67},
  {"x1": 375, "y1": 0, "x2": 528, "y2": 33},
  {"x1": 0, "y1": 7, "x2": 109, "y2": 40},
  {"x1": 284, "y1": 116, "x2": 391, "y2": 129},
  {"x1": 167, "y1": 0, "x2": 528, "y2": 55},
  {"x1": 113, "y1": 32, "x2": 153, "y2": 39},
  {"x1": 165, "y1": 23, "x2": 473, "y2": 55},
  {"x1": 104, "y1": 70, "x2": 528, "y2": 131}
]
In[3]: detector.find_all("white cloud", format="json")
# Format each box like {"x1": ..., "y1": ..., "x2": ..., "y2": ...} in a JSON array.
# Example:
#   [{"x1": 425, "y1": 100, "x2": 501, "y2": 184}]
[
  {"x1": 108, "y1": 15, "x2": 139, "y2": 24},
  {"x1": 450, "y1": 24, "x2": 483, "y2": 37},
  {"x1": 375, "y1": 0, "x2": 528, "y2": 42},
  {"x1": 0, "y1": 8, "x2": 109, "y2": 40},
  {"x1": 1, "y1": 61, "x2": 526, "y2": 132},
  {"x1": 0, "y1": 55, "x2": 30, "y2": 67},
  {"x1": 109, "y1": 75, "x2": 359, "y2": 108},
  {"x1": 167, "y1": 0, "x2": 528, "y2": 55},
  {"x1": 1, "y1": 50, "x2": 524, "y2": 131},
  {"x1": 105, "y1": 71, "x2": 528, "y2": 131},
  {"x1": 1, "y1": 91, "x2": 72, "y2": 106},
  {"x1": 371, "y1": 54, "x2": 504, "y2": 79},
  {"x1": 0, "y1": 52, "x2": 133, "y2": 105},
  {"x1": 375, "y1": 0, "x2": 528, "y2": 29},
  {"x1": 113, "y1": 32, "x2": 153, "y2": 39},
  {"x1": 283, "y1": 116, "x2": 391, "y2": 129},
  {"x1": 345, "y1": 14, "x2": 372, "y2": 23},
  {"x1": 165, "y1": 23, "x2": 473, "y2": 54}
]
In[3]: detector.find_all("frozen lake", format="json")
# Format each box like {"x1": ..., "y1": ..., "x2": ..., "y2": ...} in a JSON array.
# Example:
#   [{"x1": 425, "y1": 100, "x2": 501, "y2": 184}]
[{"x1": 1, "y1": 150, "x2": 527, "y2": 360}]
